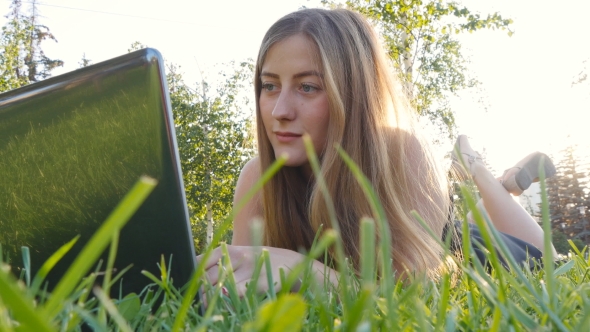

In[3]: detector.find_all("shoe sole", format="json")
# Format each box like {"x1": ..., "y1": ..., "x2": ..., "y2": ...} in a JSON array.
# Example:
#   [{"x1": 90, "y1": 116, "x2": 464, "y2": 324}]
[{"x1": 515, "y1": 153, "x2": 557, "y2": 191}]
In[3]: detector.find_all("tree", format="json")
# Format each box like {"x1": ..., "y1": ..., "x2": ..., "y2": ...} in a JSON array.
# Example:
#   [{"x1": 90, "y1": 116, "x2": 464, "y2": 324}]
[
  {"x1": 127, "y1": 41, "x2": 147, "y2": 53},
  {"x1": 0, "y1": 0, "x2": 63, "y2": 92},
  {"x1": 545, "y1": 144, "x2": 590, "y2": 244},
  {"x1": 78, "y1": 53, "x2": 92, "y2": 68},
  {"x1": 572, "y1": 58, "x2": 588, "y2": 87},
  {"x1": 552, "y1": 231, "x2": 585, "y2": 255},
  {"x1": 322, "y1": 0, "x2": 512, "y2": 139},
  {"x1": 169, "y1": 62, "x2": 255, "y2": 252}
]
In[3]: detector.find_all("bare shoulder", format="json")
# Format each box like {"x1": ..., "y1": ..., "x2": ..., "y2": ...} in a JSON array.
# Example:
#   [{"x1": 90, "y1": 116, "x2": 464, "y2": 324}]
[
  {"x1": 239, "y1": 157, "x2": 262, "y2": 184},
  {"x1": 234, "y1": 157, "x2": 262, "y2": 202},
  {"x1": 232, "y1": 157, "x2": 263, "y2": 245}
]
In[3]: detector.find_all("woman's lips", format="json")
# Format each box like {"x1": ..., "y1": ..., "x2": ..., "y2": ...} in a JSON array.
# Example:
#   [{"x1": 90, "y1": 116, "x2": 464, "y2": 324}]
[{"x1": 275, "y1": 131, "x2": 301, "y2": 143}]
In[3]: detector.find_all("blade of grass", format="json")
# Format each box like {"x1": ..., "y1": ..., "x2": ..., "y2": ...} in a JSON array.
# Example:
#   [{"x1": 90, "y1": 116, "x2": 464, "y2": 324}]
[
  {"x1": 0, "y1": 265, "x2": 54, "y2": 332},
  {"x1": 459, "y1": 208, "x2": 483, "y2": 315},
  {"x1": 108, "y1": 264, "x2": 134, "y2": 289},
  {"x1": 243, "y1": 244, "x2": 264, "y2": 308},
  {"x1": 0, "y1": 295, "x2": 15, "y2": 332},
  {"x1": 171, "y1": 156, "x2": 286, "y2": 332},
  {"x1": 156, "y1": 254, "x2": 174, "y2": 299},
  {"x1": 262, "y1": 250, "x2": 277, "y2": 301},
  {"x1": 70, "y1": 305, "x2": 105, "y2": 331},
  {"x1": 435, "y1": 272, "x2": 451, "y2": 332},
  {"x1": 66, "y1": 271, "x2": 99, "y2": 332},
  {"x1": 42, "y1": 176, "x2": 157, "y2": 319},
  {"x1": 553, "y1": 259, "x2": 574, "y2": 277},
  {"x1": 444, "y1": 307, "x2": 458, "y2": 332},
  {"x1": 217, "y1": 243, "x2": 244, "y2": 317},
  {"x1": 257, "y1": 229, "x2": 336, "y2": 305},
  {"x1": 459, "y1": 186, "x2": 506, "y2": 282},
  {"x1": 98, "y1": 230, "x2": 120, "y2": 326},
  {"x1": 490, "y1": 306, "x2": 502, "y2": 332},
  {"x1": 282, "y1": 230, "x2": 337, "y2": 295},
  {"x1": 302, "y1": 136, "x2": 352, "y2": 306},
  {"x1": 359, "y1": 218, "x2": 376, "y2": 286},
  {"x1": 21, "y1": 247, "x2": 31, "y2": 287},
  {"x1": 93, "y1": 287, "x2": 133, "y2": 332},
  {"x1": 196, "y1": 272, "x2": 228, "y2": 332},
  {"x1": 30, "y1": 236, "x2": 79, "y2": 296},
  {"x1": 64, "y1": 262, "x2": 105, "y2": 331},
  {"x1": 343, "y1": 287, "x2": 373, "y2": 332}
]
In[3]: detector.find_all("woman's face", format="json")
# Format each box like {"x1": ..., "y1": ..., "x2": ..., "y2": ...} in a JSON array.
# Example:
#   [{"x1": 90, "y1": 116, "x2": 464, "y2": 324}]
[{"x1": 259, "y1": 34, "x2": 330, "y2": 170}]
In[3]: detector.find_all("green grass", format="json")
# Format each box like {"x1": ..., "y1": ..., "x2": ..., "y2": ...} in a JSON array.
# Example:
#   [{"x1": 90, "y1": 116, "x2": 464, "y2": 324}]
[{"x1": 0, "y1": 154, "x2": 589, "y2": 331}]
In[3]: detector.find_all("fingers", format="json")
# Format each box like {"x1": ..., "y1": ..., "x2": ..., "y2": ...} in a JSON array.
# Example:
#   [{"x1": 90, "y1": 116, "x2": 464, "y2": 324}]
[
  {"x1": 205, "y1": 264, "x2": 221, "y2": 285},
  {"x1": 196, "y1": 246, "x2": 225, "y2": 270},
  {"x1": 198, "y1": 246, "x2": 298, "y2": 297},
  {"x1": 199, "y1": 245, "x2": 251, "y2": 285},
  {"x1": 198, "y1": 245, "x2": 251, "y2": 270}
]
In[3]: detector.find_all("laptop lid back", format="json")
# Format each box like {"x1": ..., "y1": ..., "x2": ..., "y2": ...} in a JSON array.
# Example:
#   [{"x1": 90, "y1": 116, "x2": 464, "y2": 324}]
[{"x1": 0, "y1": 48, "x2": 196, "y2": 295}]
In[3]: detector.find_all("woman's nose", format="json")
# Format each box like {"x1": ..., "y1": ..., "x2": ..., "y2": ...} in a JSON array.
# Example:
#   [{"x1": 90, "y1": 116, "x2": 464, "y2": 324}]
[{"x1": 271, "y1": 90, "x2": 296, "y2": 121}]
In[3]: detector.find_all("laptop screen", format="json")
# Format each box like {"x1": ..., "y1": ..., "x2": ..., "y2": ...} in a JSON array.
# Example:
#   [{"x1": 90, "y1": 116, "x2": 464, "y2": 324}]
[{"x1": 0, "y1": 48, "x2": 196, "y2": 295}]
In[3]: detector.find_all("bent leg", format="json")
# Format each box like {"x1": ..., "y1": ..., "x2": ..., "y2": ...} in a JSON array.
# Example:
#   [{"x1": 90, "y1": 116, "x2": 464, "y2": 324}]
[{"x1": 455, "y1": 136, "x2": 556, "y2": 256}]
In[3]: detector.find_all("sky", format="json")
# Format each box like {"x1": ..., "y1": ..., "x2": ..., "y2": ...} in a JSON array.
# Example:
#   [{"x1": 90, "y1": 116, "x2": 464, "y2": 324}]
[{"x1": 1, "y1": 0, "x2": 589, "y2": 176}]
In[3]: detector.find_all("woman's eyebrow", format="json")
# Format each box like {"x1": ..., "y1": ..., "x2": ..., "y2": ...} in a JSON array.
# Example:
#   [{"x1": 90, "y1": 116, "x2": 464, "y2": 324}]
[
  {"x1": 260, "y1": 71, "x2": 279, "y2": 78},
  {"x1": 293, "y1": 70, "x2": 323, "y2": 79},
  {"x1": 260, "y1": 70, "x2": 324, "y2": 80}
]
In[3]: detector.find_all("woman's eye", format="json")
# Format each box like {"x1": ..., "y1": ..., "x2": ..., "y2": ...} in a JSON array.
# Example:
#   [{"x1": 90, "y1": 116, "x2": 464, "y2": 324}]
[
  {"x1": 301, "y1": 84, "x2": 317, "y2": 93},
  {"x1": 262, "y1": 83, "x2": 276, "y2": 91}
]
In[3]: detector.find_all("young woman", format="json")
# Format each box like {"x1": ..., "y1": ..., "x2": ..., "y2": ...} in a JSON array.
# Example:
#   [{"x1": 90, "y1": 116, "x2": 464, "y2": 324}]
[{"x1": 199, "y1": 8, "x2": 555, "y2": 295}]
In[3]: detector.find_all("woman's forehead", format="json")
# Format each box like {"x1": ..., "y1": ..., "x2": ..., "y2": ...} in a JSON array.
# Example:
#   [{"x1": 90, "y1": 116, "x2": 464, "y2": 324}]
[{"x1": 261, "y1": 34, "x2": 322, "y2": 74}]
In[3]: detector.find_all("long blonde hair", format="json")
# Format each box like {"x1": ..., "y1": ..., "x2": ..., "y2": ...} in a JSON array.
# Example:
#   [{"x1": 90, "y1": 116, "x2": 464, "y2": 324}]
[{"x1": 255, "y1": 8, "x2": 449, "y2": 274}]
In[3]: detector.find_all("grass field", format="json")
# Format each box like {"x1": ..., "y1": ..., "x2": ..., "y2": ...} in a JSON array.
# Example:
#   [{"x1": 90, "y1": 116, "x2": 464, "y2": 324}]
[{"x1": 0, "y1": 146, "x2": 589, "y2": 331}]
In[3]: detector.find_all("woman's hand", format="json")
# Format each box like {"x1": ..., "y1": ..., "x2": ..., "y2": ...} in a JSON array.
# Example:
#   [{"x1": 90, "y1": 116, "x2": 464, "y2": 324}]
[{"x1": 197, "y1": 245, "x2": 306, "y2": 296}]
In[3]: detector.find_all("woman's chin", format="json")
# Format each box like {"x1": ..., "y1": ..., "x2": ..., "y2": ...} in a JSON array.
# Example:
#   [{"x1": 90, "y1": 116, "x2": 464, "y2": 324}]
[{"x1": 275, "y1": 153, "x2": 307, "y2": 168}]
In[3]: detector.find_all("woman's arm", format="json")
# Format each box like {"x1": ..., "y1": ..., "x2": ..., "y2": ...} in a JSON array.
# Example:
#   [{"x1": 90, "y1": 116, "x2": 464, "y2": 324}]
[
  {"x1": 200, "y1": 244, "x2": 339, "y2": 296},
  {"x1": 197, "y1": 157, "x2": 339, "y2": 295}
]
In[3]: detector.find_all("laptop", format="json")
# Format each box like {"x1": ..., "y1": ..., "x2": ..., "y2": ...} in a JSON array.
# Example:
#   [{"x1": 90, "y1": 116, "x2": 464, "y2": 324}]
[{"x1": 0, "y1": 48, "x2": 197, "y2": 297}]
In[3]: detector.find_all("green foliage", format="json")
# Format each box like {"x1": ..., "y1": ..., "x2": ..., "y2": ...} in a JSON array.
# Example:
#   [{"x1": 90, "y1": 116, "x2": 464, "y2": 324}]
[
  {"x1": 323, "y1": 0, "x2": 513, "y2": 139},
  {"x1": 553, "y1": 231, "x2": 585, "y2": 255},
  {"x1": 168, "y1": 62, "x2": 255, "y2": 252},
  {"x1": 0, "y1": 0, "x2": 63, "y2": 92},
  {"x1": 571, "y1": 238, "x2": 586, "y2": 252},
  {"x1": 553, "y1": 231, "x2": 571, "y2": 255},
  {"x1": 244, "y1": 294, "x2": 307, "y2": 332}
]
